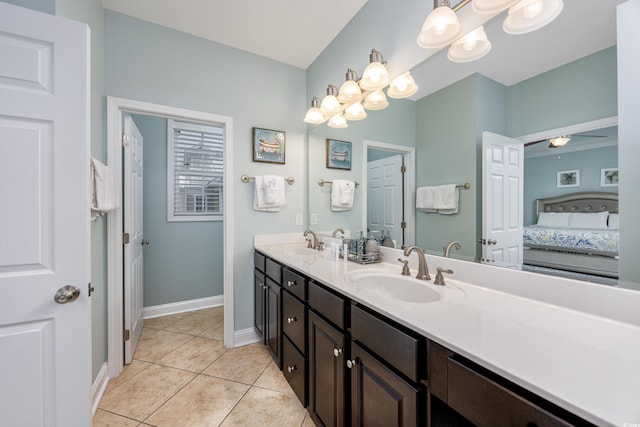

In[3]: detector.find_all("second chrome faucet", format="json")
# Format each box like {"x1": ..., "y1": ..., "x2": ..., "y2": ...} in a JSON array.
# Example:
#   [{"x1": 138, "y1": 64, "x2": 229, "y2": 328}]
[{"x1": 403, "y1": 245, "x2": 431, "y2": 280}]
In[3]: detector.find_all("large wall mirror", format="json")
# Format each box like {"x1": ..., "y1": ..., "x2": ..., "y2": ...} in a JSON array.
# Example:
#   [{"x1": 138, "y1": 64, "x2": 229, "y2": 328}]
[{"x1": 306, "y1": 0, "x2": 638, "y2": 290}]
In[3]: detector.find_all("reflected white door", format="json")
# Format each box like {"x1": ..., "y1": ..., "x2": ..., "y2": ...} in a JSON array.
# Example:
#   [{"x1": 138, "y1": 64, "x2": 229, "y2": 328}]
[
  {"x1": 482, "y1": 131, "x2": 523, "y2": 267},
  {"x1": 0, "y1": 3, "x2": 90, "y2": 426},
  {"x1": 124, "y1": 115, "x2": 144, "y2": 364},
  {"x1": 367, "y1": 154, "x2": 404, "y2": 245}
]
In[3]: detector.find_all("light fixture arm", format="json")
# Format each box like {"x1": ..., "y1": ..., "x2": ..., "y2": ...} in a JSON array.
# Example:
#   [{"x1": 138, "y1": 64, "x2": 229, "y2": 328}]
[{"x1": 451, "y1": 0, "x2": 472, "y2": 12}]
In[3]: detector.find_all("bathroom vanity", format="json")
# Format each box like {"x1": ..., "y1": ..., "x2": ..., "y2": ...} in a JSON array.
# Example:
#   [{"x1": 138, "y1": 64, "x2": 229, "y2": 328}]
[{"x1": 253, "y1": 235, "x2": 640, "y2": 427}]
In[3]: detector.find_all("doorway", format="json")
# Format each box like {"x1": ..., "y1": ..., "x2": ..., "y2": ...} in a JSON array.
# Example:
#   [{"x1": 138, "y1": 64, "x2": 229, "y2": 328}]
[{"x1": 105, "y1": 97, "x2": 234, "y2": 379}]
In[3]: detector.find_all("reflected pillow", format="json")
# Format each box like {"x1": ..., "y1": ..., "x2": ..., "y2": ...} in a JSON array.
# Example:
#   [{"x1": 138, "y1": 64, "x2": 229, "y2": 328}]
[
  {"x1": 537, "y1": 212, "x2": 571, "y2": 227},
  {"x1": 568, "y1": 211, "x2": 609, "y2": 229},
  {"x1": 608, "y1": 213, "x2": 619, "y2": 229}
]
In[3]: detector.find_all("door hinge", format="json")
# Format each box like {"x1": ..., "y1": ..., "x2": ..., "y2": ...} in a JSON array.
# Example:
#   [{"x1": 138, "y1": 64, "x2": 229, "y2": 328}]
[
  {"x1": 401, "y1": 221, "x2": 406, "y2": 229},
  {"x1": 88, "y1": 282, "x2": 95, "y2": 297},
  {"x1": 122, "y1": 134, "x2": 130, "y2": 147},
  {"x1": 400, "y1": 165, "x2": 406, "y2": 174},
  {"x1": 123, "y1": 232, "x2": 130, "y2": 244},
  {"x1": 123, "y1": 329, "x2": 130, "y2": 341}
]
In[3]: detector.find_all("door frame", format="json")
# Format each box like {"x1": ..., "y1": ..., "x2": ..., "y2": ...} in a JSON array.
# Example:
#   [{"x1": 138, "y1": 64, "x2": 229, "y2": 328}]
[
  {"x1": 362, "y1": 140, "x2": 415, "y2": 247},
  {"x1": 106, "y1": 96, "x2": 234, "y2": 379}
]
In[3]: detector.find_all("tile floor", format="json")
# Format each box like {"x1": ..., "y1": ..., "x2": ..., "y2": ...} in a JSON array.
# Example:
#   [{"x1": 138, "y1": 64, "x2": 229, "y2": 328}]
[{"x1": 94, "y1": 307, "x2": 316, "y2": 427}]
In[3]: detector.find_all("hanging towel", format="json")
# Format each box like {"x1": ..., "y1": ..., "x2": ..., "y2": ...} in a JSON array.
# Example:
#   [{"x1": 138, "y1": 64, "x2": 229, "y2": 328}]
[
  {"x1": 90, "y1": 157, "x2": 120, "y2": 218},
  {"x1": 254, "y1": 175, "x2": 286, "y2": 212},
  {"x1": 416, "y1": 184, "x2": 459, "y2": 214},
  {"x1": 331, "y1": 179, "x2": 355, "y2": 211}
]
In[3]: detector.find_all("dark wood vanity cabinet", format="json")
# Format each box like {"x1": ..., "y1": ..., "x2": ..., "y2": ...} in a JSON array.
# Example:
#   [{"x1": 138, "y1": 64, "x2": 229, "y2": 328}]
[
  {"x1": 253, "y1": 252, "x2": 266, "y2": 341},
  {"x1": 281, "y1": 267, "x2": 308, "y2": 406}
]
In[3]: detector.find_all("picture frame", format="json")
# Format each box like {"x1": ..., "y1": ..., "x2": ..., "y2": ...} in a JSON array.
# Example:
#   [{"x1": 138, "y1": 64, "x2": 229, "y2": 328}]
[
  {"x1": 600, "y1": 167, "x2": 619, "y2": 187},
  {"x1": 252, "y1": 127, "x2": 285, "y2": 164},
  {"x1": 557, "y1": 169, "x2": 580, "y2": 188},
  {"x1": 326, "y1": 139, "x2": 352, "y2": 170}
]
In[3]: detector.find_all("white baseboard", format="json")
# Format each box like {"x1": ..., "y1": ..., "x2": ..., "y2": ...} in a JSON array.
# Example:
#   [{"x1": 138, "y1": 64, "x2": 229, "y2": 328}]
[
  {"x1": 234, "y1": 327, "x2": 261, "y2": 347},
  {"x1": 91, "y1": 362, "x2": 109, "y2": 416},
  {"x1": 143, "y1": 295, "x2": 224, "y2": 319}
]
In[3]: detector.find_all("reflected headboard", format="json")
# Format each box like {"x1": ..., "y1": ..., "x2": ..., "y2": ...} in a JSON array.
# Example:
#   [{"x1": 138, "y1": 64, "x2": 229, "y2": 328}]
[{"x1": 535, "y1": 192, "x2": 618, "y2": 218}]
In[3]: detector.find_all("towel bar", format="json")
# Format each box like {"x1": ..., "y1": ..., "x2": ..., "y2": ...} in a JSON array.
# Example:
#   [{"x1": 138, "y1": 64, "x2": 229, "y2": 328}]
[
  {"x1": 457, "y1": 183, "x2": 471, "y2": 190},
  {"x1": 318, "y1": 179, "x2": 360, "y2": 187},
  {"x1": 241, "y1": 174, "x2": 294, "y2": 185}
]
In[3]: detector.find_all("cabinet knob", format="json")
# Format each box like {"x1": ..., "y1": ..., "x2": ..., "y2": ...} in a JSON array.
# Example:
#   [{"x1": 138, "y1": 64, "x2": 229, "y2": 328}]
[
  {"x1": 333, "y1": 348, "x2": 343, "y2": 357},
  {"x1": 287, "y1": 316, "x2": 297, "y2": 324},
  {"x1": 287, "y1": 365, "x2": 297, "y2": 373},
  {"x1": 287, "y1": 280, "x2": 296, "y2": 287},
  {"x1": 262, "y1": 283, "x2": 267, "y2": 290},
  {"x1": 346, "y1": 359, "x2": 357, "y2": 369}
]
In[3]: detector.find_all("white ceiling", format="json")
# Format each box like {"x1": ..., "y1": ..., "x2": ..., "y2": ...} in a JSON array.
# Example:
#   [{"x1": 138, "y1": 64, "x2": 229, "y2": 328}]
[{"x1": 100, "y1": 0, "x2": 368, "y2": 69}]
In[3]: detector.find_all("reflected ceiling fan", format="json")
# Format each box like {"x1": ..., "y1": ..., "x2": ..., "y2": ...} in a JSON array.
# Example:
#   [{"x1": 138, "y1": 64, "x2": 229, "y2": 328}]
[{"x1": 524, "y1": 133, "x2": 607, "y2": 148}]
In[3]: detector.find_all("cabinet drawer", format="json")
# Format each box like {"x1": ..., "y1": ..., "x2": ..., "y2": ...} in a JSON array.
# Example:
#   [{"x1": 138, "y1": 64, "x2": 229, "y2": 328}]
[
  {"x1": 254, "y1": 251, "x2": 266, "y2": 273},
  {"x1": 283, "y1": 267, "x2": 307, "y2": 301},
  {"x1": 447, "y1": 358, "x2": 574, "y2": 427},
  {"x1": 283, "y1": 290, "x2": 306, "y2": 354},
  {"x1": 351, "y1": 304, "x2": 424, "y2": 382},
  {"x1": 265, "y1": 258, "x2": 282, "y2": 283},
  {"x1": 308, "y1": 281, "x2": 347, "y2": 330},
  {"x1": 283, "y1": 335, "x2": 307, "y2": 407}
]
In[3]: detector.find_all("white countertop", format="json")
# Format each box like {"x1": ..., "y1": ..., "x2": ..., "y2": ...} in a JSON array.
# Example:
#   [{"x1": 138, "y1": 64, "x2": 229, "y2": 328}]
[{"x1": 255, "y1": 236, "x2": 640, "y2": 427}]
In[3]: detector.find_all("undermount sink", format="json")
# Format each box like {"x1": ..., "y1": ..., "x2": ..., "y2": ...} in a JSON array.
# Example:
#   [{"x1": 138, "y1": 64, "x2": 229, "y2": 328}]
[{"x1": 346, "y1": 270, "x2": 464, "y2": 303}]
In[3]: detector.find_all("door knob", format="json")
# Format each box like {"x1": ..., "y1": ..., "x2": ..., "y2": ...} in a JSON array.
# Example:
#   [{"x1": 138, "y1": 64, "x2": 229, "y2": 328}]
[
  {"x1": 54, "y1": 285, "x2": 80, "y2": 304},
  {"x1": 142, "y1": 239, "x2": 150, "y2": 246}
]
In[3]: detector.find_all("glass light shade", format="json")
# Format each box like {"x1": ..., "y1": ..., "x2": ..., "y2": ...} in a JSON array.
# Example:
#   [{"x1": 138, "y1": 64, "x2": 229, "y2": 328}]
[
  {"x1": 447, "y1": 26, "x2": 492, "y2": 63},
  {"x1": 387, "y1": 72, "x2": 419, "y2": 99},
  {"x1": 417, "y1": 5, "x2": 461, "y2": 49},
  {"x1": 363, "y1": 90, "x2": 389, "y2": 111},
  {"x1": 320, "y1": 85, "x2": 341, "y2": 115},
  {"x1": 343, "y1": 102, "x2": 367, "y2": 121},
  {"x1": 472, "y1": 0, "x2": 519, "y2": 14},
  {"x1": 303, "y1": 97, "x2": 325, "y2": 124},
  {"x1": 503, "y1": 0, "x2": 563, "y2": 35},
  {"x1": 549, "y1": 136, "x2": 570, "y2": 147},
  {"x1": 328, "y1": 114, "x2": 348, "y2": 129},
  {"x1": 338, "y1": 80, "x2": 362, "y2": 103},
  {"x1": 360, "y1": 61, "x2": 390, "y2": 91}
]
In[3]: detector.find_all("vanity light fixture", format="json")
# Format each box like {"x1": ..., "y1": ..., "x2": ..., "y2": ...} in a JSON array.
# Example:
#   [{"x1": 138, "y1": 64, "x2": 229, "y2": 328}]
[
  {"x1": 417, "y1": 0, "x2": 462, "y2": 49},
  {"x1": 303, "y1": 49, "x2": 418, "y2": 128},
  {"x1": 447, "y1": 25, "x2": 492, "y2": 63},
  {"x1": 549, "y1": 136, "x2": 570, "y2": 147},
  {"x1": 503, "y1": 0, "x2": 564, "y2": 35}
]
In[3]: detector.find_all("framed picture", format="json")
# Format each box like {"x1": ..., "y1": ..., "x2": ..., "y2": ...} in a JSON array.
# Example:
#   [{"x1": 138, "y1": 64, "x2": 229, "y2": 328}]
[
  {"x1": 326, "y1": 139, "x2": 352, "y2": 170},
  {"x1": 557, "y1": 169, "x2": 580, "y2": 188},
  {"x1": 252, "y1": 127, "x2": 285, "y2": 164},
  {"x1": 600, "y1": 167, "x2": 619, "y2": 187}
]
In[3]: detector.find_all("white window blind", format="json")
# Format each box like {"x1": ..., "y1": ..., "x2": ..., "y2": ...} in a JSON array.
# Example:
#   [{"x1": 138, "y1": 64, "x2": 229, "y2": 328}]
[{"x1": 168, "y1": 120, "x2": 224, "y2": 221}]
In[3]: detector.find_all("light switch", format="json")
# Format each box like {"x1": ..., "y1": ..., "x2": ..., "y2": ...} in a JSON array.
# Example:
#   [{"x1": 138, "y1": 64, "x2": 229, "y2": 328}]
[
  {"x1": 310, "y1": 213, "x2": 318, "y2": 225},
  {"x1": 295, "y1": 213, "x2": 303, "y2": 226}
]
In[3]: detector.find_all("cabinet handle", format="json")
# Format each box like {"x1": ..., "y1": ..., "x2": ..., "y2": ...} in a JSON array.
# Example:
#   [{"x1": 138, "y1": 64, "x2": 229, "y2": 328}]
[
  {"x1": 333, "y1": 348, "x2": 343, "y2": 357},
  {"x1": 262, "y1": 284, "x2": 267, "y2": 290},
  {"x1": 346, "y1": 359, "x2": 357, "y2": 369},
  {"x1": 287, "y1": 280, "x2": 296, "y2": 287},
  {"x1": 287, "y1": 316, "x2": 297, "y2": 323},
  {"x1": 287, "y1": 365, "x2": 297, "y2": 373}
]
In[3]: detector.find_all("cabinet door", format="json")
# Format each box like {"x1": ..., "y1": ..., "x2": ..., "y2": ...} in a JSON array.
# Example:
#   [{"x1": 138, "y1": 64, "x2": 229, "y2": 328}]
[
  {"x1": 308, "y1": 311, "x2": 346, "y2": 427},
  {"x1": 265, "y1": 277, "x2": 282, "y2": 368},
  {"x1": 254, "y1": 269, "x2": 266, "y2": 342},
  {"x1": 350, "y1": 342, "x2": 423, "y2": 427}
]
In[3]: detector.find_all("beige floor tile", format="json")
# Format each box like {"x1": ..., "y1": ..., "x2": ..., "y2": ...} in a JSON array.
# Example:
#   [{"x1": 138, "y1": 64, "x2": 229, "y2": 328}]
[
  {"x1": 133, "y1": 329, "x2": 192, "y2": 362},
  {"x1": 99, "y1": 364, "x2": 195, "y2": 421},
  {"x1": 92, "y1": 409, "x2": 139, "y2": 427},
  {"x1": 194, "y1": 306, "x2": 224, "y2": 321},
  {"x1": 202, "y1": 345, "x2": 272, "y2": 384},
  {"x1": 165, "y1": 312, "x2": 216, "y2": 336},
  {"x1": 254, "y1": 361, "x2": 295, "y2": 395},
  {"x1": 199, "y1": 320, "x2": 224, "y2": 340},
  {"x1": 145, "y1": 375, "x2": 249, "y2": 427},
  {"x1": 157, "y1": 336, "x2": 227, "y2": 372},
  {"x1": 143, "y1": 312, "x2": 192, "y2": 330},
  {"x1": 220, "y1": 387, "x2": 306, "y2": 427},
  {"x1": 104, "y1": 360, "x2": 152, "y2": 395}
]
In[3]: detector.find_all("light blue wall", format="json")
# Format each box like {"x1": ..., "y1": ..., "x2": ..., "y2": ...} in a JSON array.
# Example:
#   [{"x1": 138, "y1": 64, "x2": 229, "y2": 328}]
[
  {"x1": 2, "y1": 0, "x2": 53, "y2": 13},
  {"x1": 131, "y1": 114, "x2": 224, "y2": 306},
  {"x1": 523, "y1": 146, "x2": 618, "y2": 225},
  {"x1": 105, "y1": 11, "x2": 307, "y2": 331}
]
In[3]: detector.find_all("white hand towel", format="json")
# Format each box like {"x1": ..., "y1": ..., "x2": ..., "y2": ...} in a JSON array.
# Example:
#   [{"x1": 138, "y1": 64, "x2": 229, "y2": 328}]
[
  {"x1": 416, "y1": 186, "x2": 437, "y2": 212},
  {"x1": 254, "y1": 175, "x2": 286, "y2": 212},
  {"x1": 91, "y1": 157, "x2": 120, "y2": 213},
  {"x1": 331, "y1": 179, "x2": 355, "y2": 211},
  {"x1": 435, "y1": 184, "x2": 458, "y2": 214},
  {"x1": 263, "y1": 176, "x2": 280, "y2": 204}
]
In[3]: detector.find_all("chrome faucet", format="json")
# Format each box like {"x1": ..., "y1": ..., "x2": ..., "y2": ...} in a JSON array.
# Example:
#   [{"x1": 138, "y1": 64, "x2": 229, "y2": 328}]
[
  {"x1": 303, "y1": 229, "x2": 318, "y2": 250},
  {"x1": 403, "y1": 246, "x2": 431, "y2": 280},
  {"x1": 332, "y1": 228, "x2": 345, "y2": 238},
  {"x1": 443, "y1": 241, "x2": 461, "y2": 258}
]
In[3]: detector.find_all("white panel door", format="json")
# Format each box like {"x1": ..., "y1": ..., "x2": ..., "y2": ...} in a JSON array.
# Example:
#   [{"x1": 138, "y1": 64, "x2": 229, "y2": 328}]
[
  {"x1": 0, "y1": 3, "x2": 90, "y2": 426},
  {"x1": 367, "y1": 154, "x2": 404, "y2": 246},
  {"x1": 482, "y1": 132, "x2": 524, "y2": 267},
  {"x1": 124, "y1": 115, "x2": 144, "y2": 364}
]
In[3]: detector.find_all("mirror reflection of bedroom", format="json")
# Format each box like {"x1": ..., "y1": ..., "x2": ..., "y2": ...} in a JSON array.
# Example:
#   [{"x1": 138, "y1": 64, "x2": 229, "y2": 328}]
[{"x1": 522, "y1": 126, "x2": 618, "y2": 285}]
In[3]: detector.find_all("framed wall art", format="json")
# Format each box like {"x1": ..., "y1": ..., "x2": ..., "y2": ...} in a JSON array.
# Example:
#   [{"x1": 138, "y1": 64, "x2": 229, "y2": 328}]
[
  {"x1": 326, "y1": 139, "x2": 352, "y2": 170},
  {"x1": 600, "y1": 167, "x2": 619, "y2": 187},
  {"x1": 253, "y1": 127, "x2": 285, "y2": 164},
  {"x1": 557, "y1": 169, "x2": 580, "y2": 188}
]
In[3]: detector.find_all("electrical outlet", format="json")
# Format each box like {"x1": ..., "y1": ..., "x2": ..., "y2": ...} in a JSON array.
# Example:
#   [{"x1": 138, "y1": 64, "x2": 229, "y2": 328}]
[
  {"x1": 310, "y1": 213, "x2": 318, "y2": 225},
  {"x1": 295, "y1": 213, "x2": 303, "y2": 226}
]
